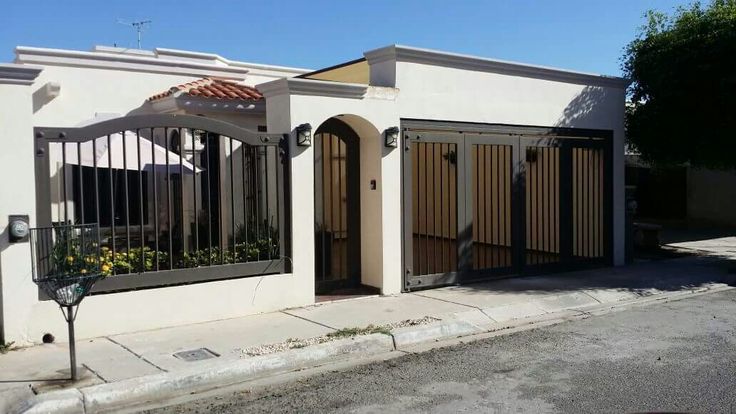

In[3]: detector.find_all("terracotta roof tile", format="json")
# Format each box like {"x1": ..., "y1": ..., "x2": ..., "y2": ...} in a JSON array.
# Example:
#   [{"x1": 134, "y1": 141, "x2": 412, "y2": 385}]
[{"x1": 148, "y1": 77, "x2": 263, "y2": 102}]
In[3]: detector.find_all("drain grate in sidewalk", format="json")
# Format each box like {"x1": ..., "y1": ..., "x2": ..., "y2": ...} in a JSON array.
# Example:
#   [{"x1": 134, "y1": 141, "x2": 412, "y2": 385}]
[{"x1": 173, "y1": 348, "x2": 220, "y2": 362}]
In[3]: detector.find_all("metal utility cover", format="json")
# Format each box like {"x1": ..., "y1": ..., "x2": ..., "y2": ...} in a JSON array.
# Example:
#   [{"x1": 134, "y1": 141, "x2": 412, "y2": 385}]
[{"x1": 173, "y1": 348, "x2": 220, "y2": 362}]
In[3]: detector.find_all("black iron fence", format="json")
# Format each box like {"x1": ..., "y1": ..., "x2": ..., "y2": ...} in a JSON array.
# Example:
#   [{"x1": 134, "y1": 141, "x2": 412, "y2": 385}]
[{"x1": 34, "y1": 114, "x2": 291, "y2": 294}]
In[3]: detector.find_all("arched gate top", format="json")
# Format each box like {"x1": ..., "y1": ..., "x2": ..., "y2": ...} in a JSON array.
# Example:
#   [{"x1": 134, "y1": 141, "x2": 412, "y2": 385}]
[{"x1": 34, "y1": 113, "x2": 284, "y2": 146}]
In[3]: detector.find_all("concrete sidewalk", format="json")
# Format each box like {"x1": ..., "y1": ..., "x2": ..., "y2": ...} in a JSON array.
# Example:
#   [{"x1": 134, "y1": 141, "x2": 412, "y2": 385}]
[{"x1": 2, "y1": 255, "x2": 735, "y2": 412}]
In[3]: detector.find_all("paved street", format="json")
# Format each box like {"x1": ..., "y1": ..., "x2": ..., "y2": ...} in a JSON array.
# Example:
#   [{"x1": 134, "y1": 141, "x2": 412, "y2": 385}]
[{"x1": 146, "y1": 289, "x2": 736, "y2": 414}]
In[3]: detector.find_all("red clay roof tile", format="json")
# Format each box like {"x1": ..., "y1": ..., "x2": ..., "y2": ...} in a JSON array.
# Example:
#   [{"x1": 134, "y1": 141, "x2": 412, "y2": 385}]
[{"x1": 148, "y1": 77, "x2": 263, "y2": 102}]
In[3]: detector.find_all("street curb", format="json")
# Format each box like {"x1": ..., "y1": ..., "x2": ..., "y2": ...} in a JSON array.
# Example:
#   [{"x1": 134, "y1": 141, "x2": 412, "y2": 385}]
[
  {"x1": 9, "y1": 389, "x2": 84, "y2": 414},
  {"x1": 12, "y1": 334, "x2": 393, "y2": 414},
  {"x1": 391, "y1": 320, "x2": 483, "y2": 348},
  {"x1": 11, "y1": 284, "x2": 735, "y2": 413}
]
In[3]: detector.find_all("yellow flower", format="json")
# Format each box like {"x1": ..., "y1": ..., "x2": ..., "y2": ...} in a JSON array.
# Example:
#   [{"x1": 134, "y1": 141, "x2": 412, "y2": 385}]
[
  {"x1": 101, "y1": 264, "x2": 111, "y2": 273},
  {"x1": 80, "y1": 269, "x2": 87, "y2": 274},
  {"x1": 66, "y1": 256, "x2": 75, "y2": 263}
]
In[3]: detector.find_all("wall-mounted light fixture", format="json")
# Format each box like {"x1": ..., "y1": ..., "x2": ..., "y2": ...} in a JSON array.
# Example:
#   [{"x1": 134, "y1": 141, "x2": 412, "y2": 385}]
[
  {"x1": 384, "y1": 126, "x2": 400, "y2": 148},
  {"x1": 296, "y1": 123, "x2": 312, "y2": 147}
]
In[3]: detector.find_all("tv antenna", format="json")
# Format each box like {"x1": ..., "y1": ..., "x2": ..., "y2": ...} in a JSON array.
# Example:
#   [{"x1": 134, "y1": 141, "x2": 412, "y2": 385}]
[{"x1": 117, "y1": 19, "x2": 152, "y2": 49}]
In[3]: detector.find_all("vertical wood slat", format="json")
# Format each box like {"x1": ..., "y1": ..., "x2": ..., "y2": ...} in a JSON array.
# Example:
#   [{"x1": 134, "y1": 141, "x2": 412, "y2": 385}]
[
  {"x1": 439, "y1": 142, "x2": 445, "y2": 273},
  {"x1": 320, "y1": 134, "x2": 327, "y2": 279},
  {"x1": 327, "y1": 134, "x2": 333, "y2": 277},
  {"x1": 337, "y1": 136, "x2": 344, "y2": 279},
  {"x1": 495, "y1": 145, "x2": 500, "y2": 268}
]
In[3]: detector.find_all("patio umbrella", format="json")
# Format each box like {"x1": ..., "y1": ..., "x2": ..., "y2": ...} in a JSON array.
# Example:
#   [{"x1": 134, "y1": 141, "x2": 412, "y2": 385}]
[{"x1": 50, "y1": 131, "x2": 201, "y2": 174}]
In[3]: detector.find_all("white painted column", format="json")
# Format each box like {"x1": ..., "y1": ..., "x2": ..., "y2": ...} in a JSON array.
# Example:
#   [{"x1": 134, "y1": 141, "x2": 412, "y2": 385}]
[
  {"x1": 264, "y1": 92, "x2": 316, "y2": 302},
  {"x1": 0, "y1": 64, "x2": 43, "y2": 344}
]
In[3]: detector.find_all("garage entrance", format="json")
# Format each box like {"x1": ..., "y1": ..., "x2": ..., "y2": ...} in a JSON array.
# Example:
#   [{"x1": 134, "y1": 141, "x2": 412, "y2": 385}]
[{"x1": 402, "y1": 121, "x2": 612, "y2": 290}]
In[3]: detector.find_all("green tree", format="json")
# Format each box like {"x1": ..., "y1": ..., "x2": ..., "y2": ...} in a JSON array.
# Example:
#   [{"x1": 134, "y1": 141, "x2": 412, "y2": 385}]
[{"x1": 623, "y1": 0, "x2": 736, "y2": 169}]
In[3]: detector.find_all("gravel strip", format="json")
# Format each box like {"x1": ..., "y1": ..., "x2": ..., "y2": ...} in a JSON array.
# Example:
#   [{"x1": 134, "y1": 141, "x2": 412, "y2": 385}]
[{"x1": 240, "y1": 316, "x2": 442, "y2": 357}]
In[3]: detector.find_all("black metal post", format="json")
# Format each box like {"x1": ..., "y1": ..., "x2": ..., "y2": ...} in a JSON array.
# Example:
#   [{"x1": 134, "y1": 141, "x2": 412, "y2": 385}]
[{"x1": 66, "y1": 305, "x2": 77, "y2": 381}]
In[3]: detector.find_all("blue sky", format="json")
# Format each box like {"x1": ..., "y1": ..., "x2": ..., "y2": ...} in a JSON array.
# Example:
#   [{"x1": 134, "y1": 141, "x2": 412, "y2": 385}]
[{"x1": 1, "y1": 1, "x2": 691, "y2": 76}]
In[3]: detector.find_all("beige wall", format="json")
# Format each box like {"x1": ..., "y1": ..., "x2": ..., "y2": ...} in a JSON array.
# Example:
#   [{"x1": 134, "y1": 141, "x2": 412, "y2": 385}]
[
  {"x1": 687, "y1": 168, "x2": 736, "y2": 226},
  {"x1": 304, "y1": 60, "x2": 370, "y2": 84}
]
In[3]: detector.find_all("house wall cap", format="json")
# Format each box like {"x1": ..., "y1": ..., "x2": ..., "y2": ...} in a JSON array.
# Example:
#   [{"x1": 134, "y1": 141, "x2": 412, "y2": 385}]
[
  {"x1": 154, "y1": 47, "x2": 311, "y2": 74},
  {"x1": 258, "y1": 78, "x2": 369, "y2": 99},
  {"x1": 364, "y1": 44, "x2": 631, "y2": 88},
  {"x1": 0, "y1": 63, "x2": 43, "y2": 85},
  {"x1": 14, "y1": 46, "x2": 310, "y2": 79}
]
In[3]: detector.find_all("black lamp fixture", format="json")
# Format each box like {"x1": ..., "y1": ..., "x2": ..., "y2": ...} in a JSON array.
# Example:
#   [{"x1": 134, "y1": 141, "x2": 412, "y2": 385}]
[
  {"x1": 296, "y1": 123, "x2": 312, "y2": 147},
  {"x1": 384, "y1": 126, "x2": 399, "y2": 148}
]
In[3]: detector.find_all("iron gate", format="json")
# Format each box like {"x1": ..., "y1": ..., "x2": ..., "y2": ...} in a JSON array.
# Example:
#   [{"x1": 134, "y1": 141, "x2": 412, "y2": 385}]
[
  {"x1": 402, "y1": 121, "x2": 612, "y2": 290},
  {"x1": 34, "y1": 114, "x2": 291, "y2": 294},
  {"x1": 314, "y1": 118, "x2": 361, "y2": 293}
]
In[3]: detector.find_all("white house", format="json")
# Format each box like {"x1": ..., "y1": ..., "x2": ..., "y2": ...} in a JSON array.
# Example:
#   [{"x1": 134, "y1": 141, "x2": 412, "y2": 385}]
[{"x1": 0, "y1": 44, "x2": 628, "y2": 345}]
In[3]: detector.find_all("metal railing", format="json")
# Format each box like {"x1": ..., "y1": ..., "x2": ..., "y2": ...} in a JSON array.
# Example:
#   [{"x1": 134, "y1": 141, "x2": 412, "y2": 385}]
[{"x1": 34, "y1": 114, "x2": 291, "y2": 294}]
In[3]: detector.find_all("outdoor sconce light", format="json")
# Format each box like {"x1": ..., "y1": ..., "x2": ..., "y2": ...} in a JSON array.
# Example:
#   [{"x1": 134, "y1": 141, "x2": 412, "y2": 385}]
[
  {"x1": 296, "y1": 123, "x2": 312, "y2": 147},
  {"x1": 8, "y1": 215, "x2": 29, "y2": 243},
  {"x1": 384, "y1": 126, "x2": 400, "y2": 148}
]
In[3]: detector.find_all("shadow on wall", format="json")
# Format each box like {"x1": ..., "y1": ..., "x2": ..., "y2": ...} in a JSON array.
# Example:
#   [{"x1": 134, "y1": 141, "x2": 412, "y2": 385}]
[{"x1": 554, "y1": 86, "x2": 610, "y2": 130}]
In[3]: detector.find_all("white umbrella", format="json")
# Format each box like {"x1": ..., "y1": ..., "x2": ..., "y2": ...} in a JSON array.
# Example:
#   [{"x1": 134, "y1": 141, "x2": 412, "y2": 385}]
[{"x1": 51, "y1": 131, "x2": 201, "y2": 174}]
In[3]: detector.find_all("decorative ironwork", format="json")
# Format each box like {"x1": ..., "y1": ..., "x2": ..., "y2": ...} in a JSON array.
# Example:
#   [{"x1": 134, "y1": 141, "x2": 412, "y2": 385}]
[
  {"x1": 33, "y1": 114, "x2": 291, "y2": 294},
  {"x1": 30, "y1": 223, "x2": 103, "y2": 380}
]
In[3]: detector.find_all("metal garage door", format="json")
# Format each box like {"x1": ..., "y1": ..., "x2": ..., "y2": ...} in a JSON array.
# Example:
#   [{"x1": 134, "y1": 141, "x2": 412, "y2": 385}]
[{"x1": 402, "y1": 122, "x2": 612, "y2": 290}]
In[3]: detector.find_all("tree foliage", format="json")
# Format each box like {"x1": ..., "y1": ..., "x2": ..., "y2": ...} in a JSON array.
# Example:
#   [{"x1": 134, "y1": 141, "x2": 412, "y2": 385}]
[{"x1": 623, "y1": 0, "x2": 736, "y2": 169}]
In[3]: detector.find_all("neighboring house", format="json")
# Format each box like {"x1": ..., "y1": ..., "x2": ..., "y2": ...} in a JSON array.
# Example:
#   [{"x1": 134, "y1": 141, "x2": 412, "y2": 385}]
[{"x1": 0, "y1": 44, "x2": 628, "y2": 345}]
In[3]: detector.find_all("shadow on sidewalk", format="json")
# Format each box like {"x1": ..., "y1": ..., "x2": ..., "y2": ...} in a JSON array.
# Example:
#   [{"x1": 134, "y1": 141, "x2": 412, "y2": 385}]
[{"x1": 427, "y1": 254, "x2": 736, "y2": 297}]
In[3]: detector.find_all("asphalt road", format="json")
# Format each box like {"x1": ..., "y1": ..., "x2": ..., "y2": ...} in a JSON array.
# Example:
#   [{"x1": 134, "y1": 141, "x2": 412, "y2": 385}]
[{"x1": 146, "y1": 289, "x2": 736, "y2": 413}]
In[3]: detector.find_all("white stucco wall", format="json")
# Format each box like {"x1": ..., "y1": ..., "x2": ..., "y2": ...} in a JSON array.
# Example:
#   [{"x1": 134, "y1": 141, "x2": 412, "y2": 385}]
[
  {"x1": 0, "y1": 49, "x2": 310, "y2": 345},
  {"x1": 0, "y1": 80, "x2": 38, "y2": 344},
  {"x1": 264, "y1": 87, "x2": 402, "y2": 295},
  {"x1": 1, "y1": 44, "x2": 627, "y2": 345}
]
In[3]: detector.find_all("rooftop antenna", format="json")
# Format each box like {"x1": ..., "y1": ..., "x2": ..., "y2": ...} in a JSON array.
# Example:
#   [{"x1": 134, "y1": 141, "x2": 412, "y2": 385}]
[{"x1": 117, "y1": 19, "x2": 152, "y2": 49}]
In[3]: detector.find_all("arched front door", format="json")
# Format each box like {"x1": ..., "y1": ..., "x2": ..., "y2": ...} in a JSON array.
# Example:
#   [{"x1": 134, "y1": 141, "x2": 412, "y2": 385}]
[{"x1": 314, "y1": 118, "x2": 361, "y2": 293}]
